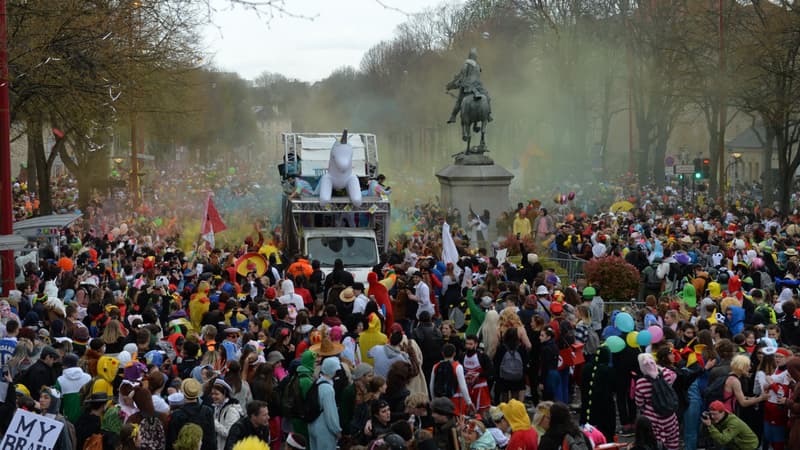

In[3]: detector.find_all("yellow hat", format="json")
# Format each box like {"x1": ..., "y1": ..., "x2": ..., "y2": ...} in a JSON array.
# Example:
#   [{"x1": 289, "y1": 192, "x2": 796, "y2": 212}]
[{"x1": 15, "y1": 384, "x2": 30, "y2": 397}]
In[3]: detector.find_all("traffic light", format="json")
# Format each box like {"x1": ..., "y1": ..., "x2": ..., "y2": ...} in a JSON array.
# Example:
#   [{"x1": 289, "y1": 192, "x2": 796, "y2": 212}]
[
  {"x1": 693, "y1": 158, "x2": 702, "y2": 179},
  {"x1": 702, "y1": 158, "x2": 711, "y2": 179}
]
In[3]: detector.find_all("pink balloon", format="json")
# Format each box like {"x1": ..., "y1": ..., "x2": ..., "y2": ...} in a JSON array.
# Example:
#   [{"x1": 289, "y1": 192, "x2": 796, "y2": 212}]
[
  {"x1": 648, "y1": 325, "x2": 664, "y2": 343},
  {"x1": 561, "y1": 194, "x2": 567, "y2": 204}
]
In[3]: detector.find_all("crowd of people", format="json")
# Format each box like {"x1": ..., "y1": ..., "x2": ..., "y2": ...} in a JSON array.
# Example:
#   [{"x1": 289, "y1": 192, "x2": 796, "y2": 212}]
[{"x1": 6, "y1": 169, "x2": 800, "y2": 450}]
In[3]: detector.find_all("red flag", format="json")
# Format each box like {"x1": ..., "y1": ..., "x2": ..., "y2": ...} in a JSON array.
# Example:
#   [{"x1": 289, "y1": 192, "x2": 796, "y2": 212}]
[{"x1": 201, "y1": 193, "x2": 227, "y2": 236}]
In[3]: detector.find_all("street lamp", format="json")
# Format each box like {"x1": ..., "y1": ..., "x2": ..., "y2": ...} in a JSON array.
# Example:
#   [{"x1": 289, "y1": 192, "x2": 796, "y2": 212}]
[{"x1": 726, "y1": 152, "x2": 743, "y2": 204}]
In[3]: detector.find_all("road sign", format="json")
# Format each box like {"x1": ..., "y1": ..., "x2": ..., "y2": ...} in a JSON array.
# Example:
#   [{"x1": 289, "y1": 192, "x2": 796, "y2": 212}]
[
  {"x1": 675, "y1": 164, "x2": 695, "y2": 174},
  {"x1": 665, "y1": 166, "x2": 674, "y2": 176},
  {"x1": 665, "y1": 156, "x2": 675, "y2": 167}
]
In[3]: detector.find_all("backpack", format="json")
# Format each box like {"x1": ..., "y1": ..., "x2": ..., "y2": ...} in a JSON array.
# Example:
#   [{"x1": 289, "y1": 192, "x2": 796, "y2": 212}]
[
  {"x1": 644, "y1": 266, "x2": 662, "y2": 291},
  {"x1": 277, "y1": 373, "x2": 304, "y2": 418},
  {"x1": 432, "y1": 360, "x2": 458, "y2": 398},
  {"x1": 703, "y1": 373, "x2": 734, "y2": 409},
  {"x1": 499, "y1": 347, "x2": 524, "y2": 381},
  {"x1": 78, "y1": 376, "x2": 99, "y2": 406},
  {"x1": 583, "y1": 328, "x2": 600, "y2": 356},
  {"x1": 758, "y1": 271, "x2": 775, "y2": 292},
  {"x1": 755, "y1": 303, "x2": 777, "y2": 325},
  {"x1": 138, "y1": 416, "x2": 165, "y2": 450},
  {"x1": 302, "y1": 378, "x2": 329, "y2": 422},
  {"x1": 648, "y1": 370, "x2": 679, "y2": 417},
  {"x1": 561, "y1": 432, "x2": 590, "y2": 450},
  {"x1": 83, "y1": 434, "x2": 104, "y2": 450}
]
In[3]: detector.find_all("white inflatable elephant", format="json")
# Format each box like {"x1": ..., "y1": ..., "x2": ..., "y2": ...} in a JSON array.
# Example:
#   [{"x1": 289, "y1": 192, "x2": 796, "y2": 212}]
[{"x1": 318, "y1": 129, "x2": 363, "y2": 207}]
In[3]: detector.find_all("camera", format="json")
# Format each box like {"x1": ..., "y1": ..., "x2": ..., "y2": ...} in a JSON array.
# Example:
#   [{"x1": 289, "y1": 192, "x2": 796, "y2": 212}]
[{"x1": 702, "y1": 412, "x2": 711, "y2": 420}]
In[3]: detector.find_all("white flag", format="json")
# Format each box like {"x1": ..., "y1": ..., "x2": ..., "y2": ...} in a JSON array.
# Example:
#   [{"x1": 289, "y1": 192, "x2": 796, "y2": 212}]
[{"x1": 441, "y1": 222, "x2": 462, "y2": 277}]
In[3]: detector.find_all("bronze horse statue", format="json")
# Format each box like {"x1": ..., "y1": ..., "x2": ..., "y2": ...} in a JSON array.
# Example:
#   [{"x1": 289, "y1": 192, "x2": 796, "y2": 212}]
[{"x1": 457, "y1": 92, "x2": 490, "y2": 153}]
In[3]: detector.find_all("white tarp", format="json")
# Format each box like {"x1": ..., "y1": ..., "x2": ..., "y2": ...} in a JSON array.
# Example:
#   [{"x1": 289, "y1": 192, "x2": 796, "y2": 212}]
[{"x1": 0, "y1": 409, "x2": 64, "y2": 450}]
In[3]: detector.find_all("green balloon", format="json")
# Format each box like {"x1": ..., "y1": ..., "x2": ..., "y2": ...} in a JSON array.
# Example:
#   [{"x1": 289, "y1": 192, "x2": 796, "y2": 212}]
[
  {"x1": 606, "y1": 336, "x2": 626, "y2": 353},
  {"x1": 153, "y1": 218, "x2": 163, "y2": 227},
  {"x1": 228, "y1": 167, "x2": 236, "y2": 175}
]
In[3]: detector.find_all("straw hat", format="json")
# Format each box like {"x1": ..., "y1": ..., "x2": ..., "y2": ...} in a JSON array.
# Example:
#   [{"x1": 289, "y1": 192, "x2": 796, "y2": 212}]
[
  {"x1": 309, "y1": 330, "x2": 345, "y2": 357},
  {"x1": 339, "y1": 287, "x2": 356, "y2": 303}
]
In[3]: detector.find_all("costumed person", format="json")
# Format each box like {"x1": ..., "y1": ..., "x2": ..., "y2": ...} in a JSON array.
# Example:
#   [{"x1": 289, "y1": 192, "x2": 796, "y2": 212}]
[
  {"x1": 364, "y1": 174, "x2": 391, "y2": 197},
  {"x1": 634, "y1": 353, "x2": 680, "y2": 450},
  {"x1": 460, "y1": 334, "x2": 493, "y2": 413},
  {"x1": 309, "y1": 357, "x2": 343, "y2": 450},
  {"x1": 368, "y1": 271, "x2": 393, "y2": 332},
  {"x1": 359, "y1": 313, "x2": 387, "y2": 367},
  {"x1": 189, "y1": 281, "x2": 211, "y2": 331}
]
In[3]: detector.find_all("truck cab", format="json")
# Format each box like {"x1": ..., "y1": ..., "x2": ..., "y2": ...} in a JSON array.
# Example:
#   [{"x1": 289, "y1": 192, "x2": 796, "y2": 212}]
[{"x1": 304, "y1": 228, "x2": 379, "y2": 283}]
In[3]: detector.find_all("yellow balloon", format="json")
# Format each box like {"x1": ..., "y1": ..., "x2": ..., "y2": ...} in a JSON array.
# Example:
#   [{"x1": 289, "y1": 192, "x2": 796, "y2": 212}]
[{"x1": 626, "y1": 331, "x2": 640, "y2": 348}]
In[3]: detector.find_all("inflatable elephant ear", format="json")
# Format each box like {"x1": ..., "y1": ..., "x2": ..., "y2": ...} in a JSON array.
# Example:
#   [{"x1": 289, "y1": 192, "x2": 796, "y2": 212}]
[{"x1": 341, "y1": 129, "x2": 348, "y2": 144}]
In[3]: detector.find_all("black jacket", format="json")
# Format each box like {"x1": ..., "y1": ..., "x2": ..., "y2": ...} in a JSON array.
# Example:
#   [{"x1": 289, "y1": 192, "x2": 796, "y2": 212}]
[
  {"x1": 167, "y1": 402, "x2": 216, "y2": 450},
  {"x1": 225, "y1": 415, "x2": 270, "y2": 450},
  {"x1": 18, "y1": 359, "x2": 55, "y2": 400}
]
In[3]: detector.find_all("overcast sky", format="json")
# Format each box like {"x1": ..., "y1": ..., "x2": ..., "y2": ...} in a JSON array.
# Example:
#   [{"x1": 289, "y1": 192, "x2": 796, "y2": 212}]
[{"x1": 202, "y1": 0, "x2": 458, "y2": 83}]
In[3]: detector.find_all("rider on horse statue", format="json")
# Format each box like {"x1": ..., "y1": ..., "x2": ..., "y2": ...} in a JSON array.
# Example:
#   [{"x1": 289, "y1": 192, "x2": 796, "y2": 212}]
[{"x1": 446, "y1": 48, "x2": 493, "y2": 124}]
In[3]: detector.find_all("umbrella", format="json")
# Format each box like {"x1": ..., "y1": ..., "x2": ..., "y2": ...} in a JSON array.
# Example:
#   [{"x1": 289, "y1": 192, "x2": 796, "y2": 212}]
[
  {"x1": 609, "y1": 201, "x2": 634, "y2": 213},
  {"x1": 234, "y1": 252, "x2": 269, "y2": 277}
]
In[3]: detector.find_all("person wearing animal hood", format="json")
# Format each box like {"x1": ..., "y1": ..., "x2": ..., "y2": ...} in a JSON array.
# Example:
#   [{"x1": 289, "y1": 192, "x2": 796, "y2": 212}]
[
  {"x1": 39, "y1": 387, "x2": 77, "y2": 450},
  {"x1": 289, "y1": 350, "x2": 317, "y2": 441},
  {"x1": 784, "y1": 357, "x2": 800, "y2": 447},
  {"x1": 580, "y1": 346, "x2": 616, "y2": 442},
  {"x1": 359, "y1": 313, "x2": 387, "y2": 366},
  {"x1": 93, "y1": 354, "x2": 120, "y2": 397}
]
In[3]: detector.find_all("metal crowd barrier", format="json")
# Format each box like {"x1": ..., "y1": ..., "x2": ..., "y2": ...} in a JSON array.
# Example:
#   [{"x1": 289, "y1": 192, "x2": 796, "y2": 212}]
[{"x1": 544, "y1": 248, "x2": 586, "y2": 284}]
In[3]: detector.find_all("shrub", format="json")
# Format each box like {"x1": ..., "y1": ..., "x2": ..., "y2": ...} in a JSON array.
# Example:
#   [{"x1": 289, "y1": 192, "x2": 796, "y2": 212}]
[
  {"x1": 499, "y1": 234, "x2": 538, "y2": 256},
  {"x1": 583, "y1": 256, "x2": 640, "y2": 300}
]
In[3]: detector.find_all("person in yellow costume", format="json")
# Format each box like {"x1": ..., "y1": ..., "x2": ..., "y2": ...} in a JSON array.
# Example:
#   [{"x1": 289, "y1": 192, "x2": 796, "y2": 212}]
[
  {"x1": 358, "y1": 313, "x2": 387, "y2": 366},
  {"x1": 189, "y1": 281, "x2": 211, "y2": 331},
  {"x1": 93, "y1": 355, "x2": 119, "y2": 396}
]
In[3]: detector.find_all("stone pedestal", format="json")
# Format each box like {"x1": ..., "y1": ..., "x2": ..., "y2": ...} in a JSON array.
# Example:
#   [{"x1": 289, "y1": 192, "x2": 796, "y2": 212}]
[{"x1": 436, "y1": 161, "x2": 514, "y2": 242}]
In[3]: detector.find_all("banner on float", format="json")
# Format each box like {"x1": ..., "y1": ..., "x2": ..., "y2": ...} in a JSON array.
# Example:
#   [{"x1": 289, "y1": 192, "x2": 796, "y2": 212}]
[{"x1": 0, "y1": 409, "x2": 64, "y2": 450}]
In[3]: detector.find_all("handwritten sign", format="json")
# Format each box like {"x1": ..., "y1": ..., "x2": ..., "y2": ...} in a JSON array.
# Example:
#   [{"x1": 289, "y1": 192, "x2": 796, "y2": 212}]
[{"x1": 0, "y1": 409, "x2": 64, "y2": 450}]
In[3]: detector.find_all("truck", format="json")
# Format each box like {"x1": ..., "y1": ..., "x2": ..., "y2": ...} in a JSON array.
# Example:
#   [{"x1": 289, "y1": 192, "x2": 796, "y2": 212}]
[{"x1": 280, "y1": 132, "x2": 390, "y2": 283}]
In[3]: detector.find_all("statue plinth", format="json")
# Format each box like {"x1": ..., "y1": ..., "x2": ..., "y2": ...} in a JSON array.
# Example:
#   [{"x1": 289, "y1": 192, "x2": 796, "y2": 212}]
[
  {"x1": 436, "y1": 157, "x2": 513, "y2": 243},
  {"x1": 453, "y1": 147, "x2": 494, "y2": 166}
]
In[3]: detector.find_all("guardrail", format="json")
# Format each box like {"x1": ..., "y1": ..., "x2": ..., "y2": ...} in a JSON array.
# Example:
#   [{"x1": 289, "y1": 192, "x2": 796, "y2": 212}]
[{"x1": 544, "y1": 249, "x2": 586, "y2": 284}]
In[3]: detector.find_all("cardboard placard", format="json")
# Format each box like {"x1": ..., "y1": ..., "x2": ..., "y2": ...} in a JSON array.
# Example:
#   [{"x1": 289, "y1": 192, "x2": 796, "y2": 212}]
[{"x1": 0, "y1": 409, "x2": 64, "y2": 450}]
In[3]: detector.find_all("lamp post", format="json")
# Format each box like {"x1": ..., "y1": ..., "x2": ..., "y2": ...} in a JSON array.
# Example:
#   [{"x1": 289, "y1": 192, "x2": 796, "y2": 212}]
[{"x1": 726, "y1": 152, "x2": 742, "y2": 204}]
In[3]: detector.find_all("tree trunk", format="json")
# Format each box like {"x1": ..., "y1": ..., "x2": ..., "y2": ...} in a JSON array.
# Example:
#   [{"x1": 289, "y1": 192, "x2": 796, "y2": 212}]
[
  {"x1": 654, "y1": 130, "x2": 668, "y2": 189},
  {"x1": 707, "y1": 130, "x2": 720, "y2": 199},
  {"x1": 27, "y1": 115, "x2": 52, "y2": 215},
  {"x1": 26, "y1": 137, "x2": 37, "y2": 195},
  {"x1": 76, "y1": 171, "x2": 91, "y2": 210}
]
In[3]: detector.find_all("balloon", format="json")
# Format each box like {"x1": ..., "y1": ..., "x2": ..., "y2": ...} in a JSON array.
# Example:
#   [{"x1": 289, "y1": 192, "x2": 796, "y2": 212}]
[
  {"x1": 228, "y1": 167, "x2": 236, "y2": 175},
  {"x1": 615, "y1": 312, "x2": 635, "y2": 332},
  {"x1": 648, "y1": 325, "x2": 664, "y2": 343},
  {"x1": 561, "y1": 194, "x2": 567, "y2": 204},
  {"x1": 637, "y1": 330, "x2": 652, "y2": 347},
  {"x1": 554, "y1": 194, "x2": 561, "y2": 204},
  {"x1": 568, "y1": 191, "x2": 575, "y2": 201},
  {"x1": 606, "y1": 336, "x2": 625, "y2": 353},
  {"x1": 626, "y1": 331, "x2": 639, "y2": 348}
]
